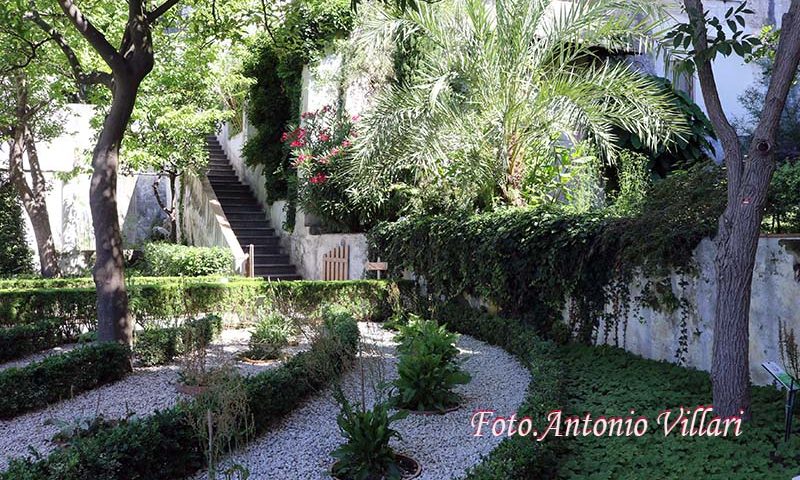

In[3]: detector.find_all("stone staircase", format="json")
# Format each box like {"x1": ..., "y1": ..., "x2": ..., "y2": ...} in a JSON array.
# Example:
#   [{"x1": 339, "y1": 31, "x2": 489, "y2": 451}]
[{"x1": 204, "y1": 136, "x2": 301, "y2": 280}]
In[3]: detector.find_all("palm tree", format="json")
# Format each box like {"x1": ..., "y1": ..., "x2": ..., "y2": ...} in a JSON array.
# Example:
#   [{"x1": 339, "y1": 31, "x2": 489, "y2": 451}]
[{"x1": 347, "y1": 0, "x2": 689, "y2": 214}]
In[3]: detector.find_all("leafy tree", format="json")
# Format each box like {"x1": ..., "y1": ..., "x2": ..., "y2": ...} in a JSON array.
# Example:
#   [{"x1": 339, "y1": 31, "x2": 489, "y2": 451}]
[
  {"x1": 670, "y1": 0, "x2": 800, "y2": 417},
  {"x1": 0, "y1": 1, "x2": 81, "y2": 277},
  {"x1": 346, "y1": 0, "x2": 688, "y2": 217},
  {"x1": 123, "y1": 40, "x2": 234, "y2": 243}
]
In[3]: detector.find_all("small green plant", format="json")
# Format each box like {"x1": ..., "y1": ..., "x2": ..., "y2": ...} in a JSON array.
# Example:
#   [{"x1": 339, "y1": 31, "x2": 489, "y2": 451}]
[
  {"x1": 188, "y1": 364, "x2": 253, "y2": 480},
  {"x1": 392, "y1": 317, "x2": 471, "y2": 412},
  {"x1": 247, "y1": 311, "x2": 294, "y2": 360},
  {"x1": 46, "y1": 412, "x2": 135, "y2": 448},
  {"x1": 779, "y1": 320, "x2": 800, "y2": 382},
  {"x1": 178, "y1": 315, "x2": 224, "y2": 387},
  {"x1": 331, "y1": 390, "x2": 408, "y2": 480}
]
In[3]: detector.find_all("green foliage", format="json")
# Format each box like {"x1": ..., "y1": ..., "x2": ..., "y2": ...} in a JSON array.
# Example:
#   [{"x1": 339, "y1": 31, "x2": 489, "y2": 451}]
[
  {"x1": 348, "y1": 0, "x2": 686, "y2": 216},
  {"x1": 391, "y1": 317, "x2": 470, "y2": 411},
  {"x1": 0, "y1": 319, "x2": 82, "y2": 363},
  {"x1": 0, "y1": 174, "x2": 33, "y2": 276},
  {"x1": 286, "y1": 105, "x2": 368, "y2": 232},
  {"x1": 331, "y1": 395, "x2": 408, "y2": 480},
  {"x1": 2, "y1": 309, "x2": 360, "y2": 480},
  {"x1": 370, "y1": 163, "x2": 725, "y2": 339},
  {"x1": 0, "y1": 343, "x2": 131, "y2": 419},
  {"x1": 613, "y1": 77, "x2": 717, "y2": 177},
  {"x1": 666, "y1": 1, "x2": 761, "y2": 75},
  {"x1": 429, "y1": 303, "x2": 566, "y2": 479},
  {"x1": 764, "y1": 161, "x2": 800, "y2": 233},
  {"x1": 140, "y1": 243, "x2": 234, "y2": 277},
  {"x1": 555, "y1": 343, "x2": 800, "y2": 479},
  {"x1": 0, "y1": 278, "x2": 408, "y2": 331},
  {"x1": 134, "y1": 315, "x2": 223, "y2": 367},
  {"x1": 247, "y1": 311, "x2": 294, "y2": 360},
  {"x1": 242, "y1": 0, "x2": 353, "y2": 203}
]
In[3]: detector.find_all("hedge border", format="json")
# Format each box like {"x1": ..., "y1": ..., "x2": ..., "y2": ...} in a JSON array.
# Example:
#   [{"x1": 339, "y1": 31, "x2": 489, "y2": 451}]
[
  {"x1": 1, "y1": 310, "x2": 361, "y2": 480},
  {"x1": 0, "y1": 279, "x2": 411, "y2": 328},
  {"x1": 0, "y1": 319, "x2": 83, "y2": 363},
  {"x1": 432, "y1": 302, "x2": 567, "y2": 479},
  {"x1": 0, "y1": 343, "x2": 132, "y2": 419}
]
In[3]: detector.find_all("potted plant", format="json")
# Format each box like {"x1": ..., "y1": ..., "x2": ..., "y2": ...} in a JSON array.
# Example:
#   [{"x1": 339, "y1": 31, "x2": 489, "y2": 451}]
[
  {"x1": 391, "y1": 316, "x2": 471, "y2": 414},
  {"x1": 330, "y1": 390, "x2": 419, "y2": 480},
  {"x1": 242, "y1": 310, "x2": 295, "y2": 362}
]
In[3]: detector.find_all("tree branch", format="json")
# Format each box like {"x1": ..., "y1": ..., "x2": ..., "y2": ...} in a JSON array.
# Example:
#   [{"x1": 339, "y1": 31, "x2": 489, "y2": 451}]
[
  {"x1": 147, "y1": 0, "x2": 181, "y2": 24},
  {"x1": 25, "y1": 6, "x2": 113, "y2": 91},
  {"x1": 683, "y1": 0, "x2": 743, "y2": 194},
  {"x1": 54, "y1": 0, "x2": 125, "y2": 72}
]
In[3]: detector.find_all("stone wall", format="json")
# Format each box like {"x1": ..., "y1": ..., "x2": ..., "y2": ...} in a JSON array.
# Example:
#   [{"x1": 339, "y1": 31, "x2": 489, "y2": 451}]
[
  {"x1": 0, "y1": 104, "x2": 169, "y2": 274},
  {"x1": 574, "y1": 235, "x2": 800, "y2": 386},
  {"x1": 180, "y1": 174, "x2": 247, "y2": 273}
]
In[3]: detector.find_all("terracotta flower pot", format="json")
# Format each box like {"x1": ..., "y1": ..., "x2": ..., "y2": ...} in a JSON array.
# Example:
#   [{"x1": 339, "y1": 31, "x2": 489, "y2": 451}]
[{"x1": 331, "y1": 453, "x2": 421, "y2": 480}]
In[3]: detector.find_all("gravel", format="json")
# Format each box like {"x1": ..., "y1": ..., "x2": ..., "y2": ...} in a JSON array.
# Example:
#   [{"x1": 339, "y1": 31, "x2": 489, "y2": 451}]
[
  {"x1": 192, "y1": 322, "x2": 531, "y2": 480},
  {"x1": 0, "y1": 328, "x2": 309, "y2": 470}
]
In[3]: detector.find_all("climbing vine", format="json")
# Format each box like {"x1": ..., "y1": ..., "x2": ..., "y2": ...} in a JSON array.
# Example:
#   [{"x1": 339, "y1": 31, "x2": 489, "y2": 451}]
[
  {"x1": 369, "y1": 162, "x2": 726, "y2": 342},
  {"x1": 242, "y1": 0, "x2": 353, "y2": 203}
]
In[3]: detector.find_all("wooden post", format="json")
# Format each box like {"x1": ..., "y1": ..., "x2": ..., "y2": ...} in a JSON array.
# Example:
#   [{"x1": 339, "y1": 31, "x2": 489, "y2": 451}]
[
  {"x1": 248, "y1": 244, "x2": 255, "y2": 278},
  {"x1": 365, "y1": 257, "x2": 388, "y2": 279}
]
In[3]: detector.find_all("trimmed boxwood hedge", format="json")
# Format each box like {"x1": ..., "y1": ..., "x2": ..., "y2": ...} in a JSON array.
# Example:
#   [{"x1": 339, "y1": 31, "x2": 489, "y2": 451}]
[
  {"x1": 0, "y1": 279, "x2": 409, "y2": 328},
  {"x1": 1, "y1": 310, "x2": 360, "y2": 480},
  {"x1": 0, "y1": 319, "x2": 83, "y2": 363},
  {"x1": 0, "y1": 343, "x2": 132, "y2": 419}
]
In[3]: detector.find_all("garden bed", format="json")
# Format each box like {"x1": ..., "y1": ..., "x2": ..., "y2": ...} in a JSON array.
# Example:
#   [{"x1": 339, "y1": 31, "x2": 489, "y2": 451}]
[
  {"x1": 191, "y1": 322, "x2": 531, "y2": 479},
  {"x1": 0, "y1": 328, "x2": 308, "y2": 470}
]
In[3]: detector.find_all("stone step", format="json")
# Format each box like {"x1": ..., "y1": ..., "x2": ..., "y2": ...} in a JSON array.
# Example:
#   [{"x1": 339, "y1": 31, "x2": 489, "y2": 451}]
[
  {"x1": 232, "y1": 227, "x2": 275, "y2": 236},
  {"x1": 238, "y1": 236, "x2": 281, "y2": 247},
  {"x1": 254, "y1": 264, "x2": 297, "y2": 275}
]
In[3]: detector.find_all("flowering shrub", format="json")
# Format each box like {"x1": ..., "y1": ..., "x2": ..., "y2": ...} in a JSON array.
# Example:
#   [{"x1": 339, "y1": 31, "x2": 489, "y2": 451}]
[{"x1": 283, "y1": 105, "x2": 364, "y2": 232}]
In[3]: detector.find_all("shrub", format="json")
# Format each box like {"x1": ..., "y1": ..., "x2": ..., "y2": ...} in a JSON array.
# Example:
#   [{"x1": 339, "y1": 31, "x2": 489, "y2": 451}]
[
  {"x1": 141, "y1": 243, "x2": 234, "y2": 277},
  {"x1": 0, "y1": 343, "x2": 132, "y2": 419},
  {"x1": 0, "y1": 319, "x2": 82, "y2": 363},
  {"x1": 0, "y1": 173, "x2": 33, "y2": 276},
  {"x1": 391, "y1": 317, "x2": 470, "y2": 412},
  {"x1": 1, "y1": 308, "x2": 360, "y2": 480},
  {"x1": 331, "y1": 394, "x2": 408, "y2": 480},
  {"x1": 764, "y1": 160, "x2": 800, "y2": 233},
  {"x1": 0, "y1": 278, "x2": 408, "y2": 328},
  {"x1": 134, "y1": 315, "x2": 223, "y2": 367},
  {"x1": 248, "y1": 311, "x2": 293, "y2": 360},
  {"x1": 135, "y1": 328, "x2": 181, "y2": 367},
  {"x1": 285, "y1": 106, "x2": 366, "y2": 232}
]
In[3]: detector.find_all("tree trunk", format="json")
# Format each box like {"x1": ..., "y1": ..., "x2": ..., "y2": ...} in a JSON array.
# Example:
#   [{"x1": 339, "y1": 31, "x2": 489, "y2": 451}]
[
  {"x1": 169, "y1": 172, "x2": 178, "y2": 243},
  {"x1": 8, "y1": 75, "x2": 61, "y2": 278},
  {"x1": 91, "y1": 80, "x2": 139, "y2": 345}
]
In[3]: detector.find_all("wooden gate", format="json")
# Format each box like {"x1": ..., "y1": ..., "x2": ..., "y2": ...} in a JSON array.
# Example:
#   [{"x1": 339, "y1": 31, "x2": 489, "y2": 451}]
[{"x1": 323, "y1": 242, "x2": 350, "y2": 281}]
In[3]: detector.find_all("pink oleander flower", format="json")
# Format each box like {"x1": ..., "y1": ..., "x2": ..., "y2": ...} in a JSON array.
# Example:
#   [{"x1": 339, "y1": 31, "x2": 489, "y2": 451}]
[
  {"x1": 319, "y1": 133, "x2": 330, "y2": 142},
  {"x1": 290, "y1": 139, "x2": 305, "y2": 148},
  {"x1": 341, "y1": 140, "x2": 351, "y2": 148},
  {"x1": 309, "y1": 172, "x2": 328, "y2": 184},
  {"x1": 351, "y1": 114, "x2": 360, "y2": 122},
  {"x1": 330, "y1": 147, "x2": 341, "y2": 156}
]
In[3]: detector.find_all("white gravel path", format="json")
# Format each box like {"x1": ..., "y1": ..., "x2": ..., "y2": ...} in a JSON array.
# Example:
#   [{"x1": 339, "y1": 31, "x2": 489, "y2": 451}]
[
  {"x1": 0, "y1": 328, "x2": 309, "y2": 470},
  {"x1": 193, "y1": 322, "x2": 531, "y2": 480},
  {"x1": 0, "y1": 343, "x2": 82, "y2": 372}
]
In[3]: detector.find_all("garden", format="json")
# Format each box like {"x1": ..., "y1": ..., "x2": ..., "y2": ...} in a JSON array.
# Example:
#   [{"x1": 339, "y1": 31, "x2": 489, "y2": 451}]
[{"x1": 3, "y1": 0, "x2": 800, "y2": 479}]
